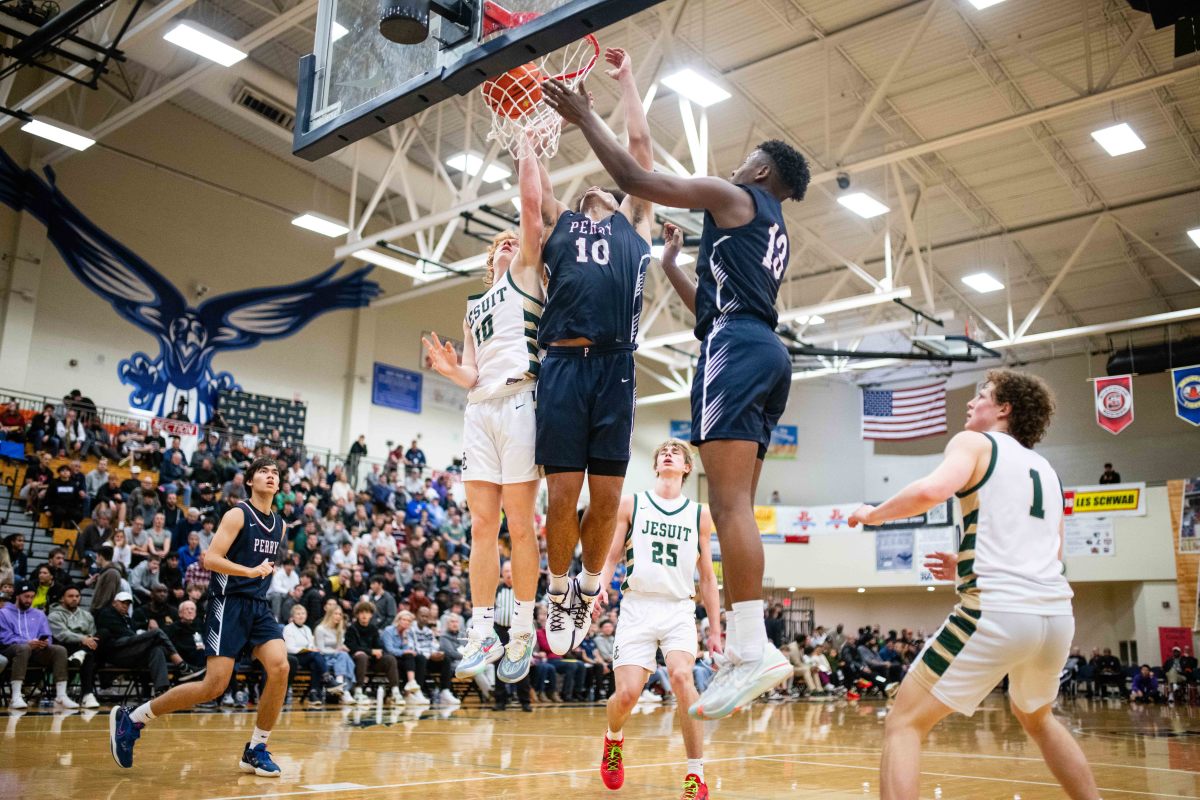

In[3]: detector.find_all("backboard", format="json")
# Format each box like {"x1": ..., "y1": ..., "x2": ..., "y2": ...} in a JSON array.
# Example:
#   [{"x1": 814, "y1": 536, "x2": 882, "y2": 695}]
[{"x1": 294, "y1": 0, "x2": 666, "y2": 161}]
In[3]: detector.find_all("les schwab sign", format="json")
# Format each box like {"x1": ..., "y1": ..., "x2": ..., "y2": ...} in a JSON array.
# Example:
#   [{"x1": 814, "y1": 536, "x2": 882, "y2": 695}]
[{"x1": 1064, "y1": 482, "x2": 1146, "y2": 517}]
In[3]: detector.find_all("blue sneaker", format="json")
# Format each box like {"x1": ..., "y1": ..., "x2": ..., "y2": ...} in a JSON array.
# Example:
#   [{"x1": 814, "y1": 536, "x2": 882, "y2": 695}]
[
  {"x1": 240, "y1": 742, "x2": 281, "y2": 776},
  {"x1": 496, "y1": 630, "x2": 534, "y2": 683},
  {"x1": 108, "y1": 706, "x2": 142, "y2": 769},
  {"x1": 455, "y1": 632, "x2": 502, "y2": 678}
]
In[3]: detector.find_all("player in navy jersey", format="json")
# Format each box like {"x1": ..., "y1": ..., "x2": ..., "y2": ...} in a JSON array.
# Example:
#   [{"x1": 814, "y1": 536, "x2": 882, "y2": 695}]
[
  {"x1": 544, "y1": 78, "x2": 810, "y2": 720},
  {"x1": 535, "y1": 48, "x2": 654, "y2": 655},
  {"x1": 109, "y1": 457, "x2": 288, "y2": 776}
]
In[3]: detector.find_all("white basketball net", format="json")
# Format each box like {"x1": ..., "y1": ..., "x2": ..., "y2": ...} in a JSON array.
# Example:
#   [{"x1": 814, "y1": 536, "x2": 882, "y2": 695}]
[{"x1": 482, "y1": 34, "x2": 599, "y2": 161}]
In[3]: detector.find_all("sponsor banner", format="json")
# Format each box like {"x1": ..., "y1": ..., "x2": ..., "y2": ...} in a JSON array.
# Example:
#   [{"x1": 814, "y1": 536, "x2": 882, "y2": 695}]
[
  {"x1": 863, "y1": 500, "x2": 952, "y2": 531},
  {"x1": 1065, "y1": 516, "x2": 1115, "y2": 557},
  {"x1": 1064, "y1": 482, "x2": 1146, "y2": 517},
  {"x1": 915, "y1": 527, "x2": 956, "y2": 584},
  {"x1": 1173, "y1": 365, "x2": 1200, "y2": 426},
  {"x1": 1181, "y1": 478, "x2": 1200, "y2": 555},
  {"x1": 1094, "y1": 375, "x2": 1134, "y2": 435},
  {"x1": 876, "y1": 530, "x2": 914, "y2": 572},
  {"x1": 151, "y1": 417, "x2": 199, "y2": 437},
  {"x1": 670, "y1": 420, "x2": 691, "y2": 441},
  {"x1": 766, "y1": 425, "x2": 798, "y2": 460}
]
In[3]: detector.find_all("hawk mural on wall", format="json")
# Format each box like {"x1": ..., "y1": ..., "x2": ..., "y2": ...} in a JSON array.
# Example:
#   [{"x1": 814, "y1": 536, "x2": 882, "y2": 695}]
[{"x1": 0, "y1": 147, "x2": 381, "y2": 423}]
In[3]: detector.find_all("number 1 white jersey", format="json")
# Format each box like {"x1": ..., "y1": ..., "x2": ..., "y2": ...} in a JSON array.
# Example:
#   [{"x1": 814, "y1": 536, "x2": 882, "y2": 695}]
[
  {"x1": 622, "y1": 491, "x2": 702, "y2": 600},
  {"x1": 956, "y1": 431, "x2": 1073, "y2": 616},
  {"x1": 465, "y1": 269, "x2": 542, "y2": 404}
]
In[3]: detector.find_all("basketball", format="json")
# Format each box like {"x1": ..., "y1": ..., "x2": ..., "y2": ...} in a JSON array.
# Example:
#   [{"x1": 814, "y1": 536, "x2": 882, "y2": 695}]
[{"x1": 482, "y1": 62, "x2": 544, "y2": 120}]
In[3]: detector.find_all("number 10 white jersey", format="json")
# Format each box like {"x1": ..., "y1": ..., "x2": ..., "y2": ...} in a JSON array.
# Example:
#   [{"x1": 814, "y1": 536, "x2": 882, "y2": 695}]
[
  {"x1": 622, "y1": 491, "x2": 702, "y2": 600},
  {"x1": 465, "y1": 269, "x2": 542, "y2": 404}
]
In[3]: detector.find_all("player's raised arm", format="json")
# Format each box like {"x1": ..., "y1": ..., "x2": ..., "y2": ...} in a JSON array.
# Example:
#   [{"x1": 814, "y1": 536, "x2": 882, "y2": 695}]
[
  {"x1": 696, "y1": 505, "x2": 722, "y2": 653},
  {"x1": 202, "y1": 506, "x2": 271, "y2": 578},
  {"x1": 536, "y1": 156, "x2": 568, "y2": 234},
  {"x1": 514, "y1": 144, "x2": 544, "y2": 281},
  {"x1": 605, "y1": 48, "x2": 654, "y2": 242},
  {"x1": 658, "y1": 222, "x2": 696, "y2": 314},
  {"x1": 422, "y1": 327, "x2": 478, "y2": 390},
  {"x1": 598, "y1": 493, "x2": 635, "y2": 594},
  {"x1": 848, "y1": 431, "x2": 990, "y2": 527}
]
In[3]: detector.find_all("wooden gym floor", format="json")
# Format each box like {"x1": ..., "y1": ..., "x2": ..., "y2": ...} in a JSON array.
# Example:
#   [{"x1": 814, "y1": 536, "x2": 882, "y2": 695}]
[{"x1": 2, "y1": 696, "x2": 1199, "y2": 799}]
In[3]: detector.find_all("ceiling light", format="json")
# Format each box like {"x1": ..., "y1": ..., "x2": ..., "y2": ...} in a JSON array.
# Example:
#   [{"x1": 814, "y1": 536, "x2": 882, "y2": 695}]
[
  {"x1": 1188, "y1": 228, "x2": 1200, "y2": 248},
  {"x1": 927, "y1": 586, "x2": 936, "y2": 591},
  {"x1": 291, "y1": 213, "x2": 349, "y2": 238},
  {"x1": 445, "y1": 151, "x2": 511, "y2": 183},
  {"x1": 352, "y1": 248, "x2": 428, "y2": 282},
  {"x1": 856, "y1": 587, "x2": 866, "y2": 594},
  {"x1": 795, "y1": 314, "x2": 825, "y2": 325},
  {"x1": 961, "y1": 272, "x2": 1005, "y2": 293},
  {"x1": 967, "y1": 0, "x2": 1006, "y2": 9},
  {"x1": 163, "y1": 22, "x2": 247, "y2": 67},
  {"x1": 330, "y1": 21, "x2": 349, "y2": 42},
  {"x1": 651, "y1": 244, "x2": 694, "y2": 265},
  {"x1": 661, "y1": 68, "x2": 731, "y2": 107},
  {"x1": 837, "y1": 192, "x2": 889, "y2": 219},
  {"x1": 1090, "y1": 122, "x2": 1145, "y2": 157},
  {"x1": 20, "y1": 118, "x2": 94, "y2": 151}
]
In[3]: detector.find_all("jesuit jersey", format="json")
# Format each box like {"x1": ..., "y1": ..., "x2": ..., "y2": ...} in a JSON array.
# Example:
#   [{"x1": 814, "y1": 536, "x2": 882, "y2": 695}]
[
  {"x1": 539, "y1": 210, "x2": 650, "y2": 347},
  {"x1": 622, "y1": 491, "x2": 701, "y2": 599},
  {"x1": 954, "y1": 432, "x2": 1073, "y2": 616},
  {"x1": 693, "y1": 184, "x2": 790, "y2": 340},
  {"x1": 211, "y1": 500, "x2": 281, "y2": 600},
  {"x1": 466, "y1": 269, "x2": 542, "y2": 404}
]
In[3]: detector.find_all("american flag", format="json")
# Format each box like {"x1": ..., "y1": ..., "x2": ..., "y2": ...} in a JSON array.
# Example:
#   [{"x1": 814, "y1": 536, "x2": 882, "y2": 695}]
[{"x1": 861, "y1": 383, "x2": 948, "y2": 440}]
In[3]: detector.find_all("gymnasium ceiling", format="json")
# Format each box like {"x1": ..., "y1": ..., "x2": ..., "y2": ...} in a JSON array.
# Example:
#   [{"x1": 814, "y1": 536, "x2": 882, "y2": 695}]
[{"x1": 3, "y1": 0, "x2": 1200, "y2": 397}]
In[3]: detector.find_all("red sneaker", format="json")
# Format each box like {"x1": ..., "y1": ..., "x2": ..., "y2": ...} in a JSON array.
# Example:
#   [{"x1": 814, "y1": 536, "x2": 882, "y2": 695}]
[
  {"x1": 600, "y1": 734, "x2": 624, "y2": 790},
  {"x1": 681, "y1": 773, "x2": 709, "y2": 799},
  {"x1": 847, "y1": 691, "x2": 861, "y2": 701}
]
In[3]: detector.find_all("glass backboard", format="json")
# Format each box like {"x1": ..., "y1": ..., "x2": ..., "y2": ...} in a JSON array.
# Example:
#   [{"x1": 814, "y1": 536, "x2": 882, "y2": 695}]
[{"x1": 294, "y1": 0, "x2": 666, "y2": 161}]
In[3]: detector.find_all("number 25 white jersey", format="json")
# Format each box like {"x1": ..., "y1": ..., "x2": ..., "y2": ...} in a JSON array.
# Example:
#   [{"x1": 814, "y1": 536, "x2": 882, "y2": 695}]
[{"x1": 622, "y1": 491, "x2": 702, "y2": 600}]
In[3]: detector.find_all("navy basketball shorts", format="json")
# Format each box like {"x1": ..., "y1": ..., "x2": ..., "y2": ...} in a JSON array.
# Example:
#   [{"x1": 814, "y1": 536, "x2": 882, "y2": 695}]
[
  {"x1": 535, "y1": 344, "x2": 636, "y2": 472},
  {"x1": 203, "y1": 595, "x2": 283, "y2": 658},
  {"x1": 691, "y1": 317, "x2": 791, "y2": 459}
]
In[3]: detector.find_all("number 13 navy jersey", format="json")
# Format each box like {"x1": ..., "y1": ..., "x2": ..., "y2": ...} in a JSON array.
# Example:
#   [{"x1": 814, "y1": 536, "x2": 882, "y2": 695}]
[
  {"x1": 539, "y1": 210, "x2": 651, "y2": 348},
  {"x1": 693, "y1": 184, "x2": 790, "y2": 340}
]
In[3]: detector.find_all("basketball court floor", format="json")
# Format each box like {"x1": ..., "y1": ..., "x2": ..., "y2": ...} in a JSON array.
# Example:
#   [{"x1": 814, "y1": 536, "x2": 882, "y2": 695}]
[{"x1": 4, "y1": 698, "x2": 1198, "y2": 799}]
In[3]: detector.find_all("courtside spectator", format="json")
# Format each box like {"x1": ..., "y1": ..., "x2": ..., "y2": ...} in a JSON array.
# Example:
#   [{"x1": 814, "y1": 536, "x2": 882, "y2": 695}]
[
  {"x1": 1, "y1": 580, "x2": 75, "y2": 709},
  {"x1": 346, "y1": 600, "x2": 400, "y2": 704},
  {"x1": 313, "y1": 604, "x2": 355, "y2": 703},
  {"x1": 166, "y1": 600, "x2": 207, "y2": 669},
  {"x1": 47, "y1": 585, "x2": 100, "y2": 707},
  {"x1": 94, "y1": 590, "x2": 200, "y2": 694},
  {"x1": 1130, "y1": 665, "x2": 1161, "y2": 703},
  {"x1": 283, "y1": 605, "x2": 332, "y2": 705}
]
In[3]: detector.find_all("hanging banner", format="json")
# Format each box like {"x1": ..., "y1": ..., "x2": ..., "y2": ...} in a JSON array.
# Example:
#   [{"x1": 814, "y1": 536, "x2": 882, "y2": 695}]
[
  {"x1": 1172, "y1": 365, "x2": 1200, "y2": 427},
  {"x1": 875, "y1": 530, "x2": 914, "y2": 572},
  {"x1": 915, "y1": 527, "x2": 957, "y2": 584},
  {"x1": 1064, "y1": 482, "x2": 1145, "y2": 517},
  {"x1": 1180, "y1": 478, "x2": 1200, "y2": 555},
  {"x1": 1093, "y1": 374, "x2": 1134, "y2": 435},
  {"x1": 669, "y1": 420, "x2": 691, "y2": 441},
  {"x1": 1160, "y1": 627, "x2": 1193, "y2": 661},
  {"x1": 765, "y1": 425, "x2": 798, "y2": 460}
]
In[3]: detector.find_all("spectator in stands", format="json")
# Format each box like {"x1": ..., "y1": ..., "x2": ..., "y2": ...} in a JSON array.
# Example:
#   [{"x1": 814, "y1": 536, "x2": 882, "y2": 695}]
[
  {"x1": 267, "y1": 560, "x2": 299, "y2": 621},
  {"x1": 158, "y1": 550, "x2": 184, "y2": 597},
  {"x1": 1099, "y1": 463, "x2": 1121, "y2": 485},
  {"x1": 1165, "y1": 647, "x2": 1195, "y2": 697},
  {"x1": 348, "y1": 435, "x2": 368, "y2": 488},
  {"x1": 221, "y1": 472, "x2": 248, "y2": 505},
  {"x1": 283, "y1": 605, "x2": 332, "y2": 706},
  {"x1": 346, "y1": 600, "x2": 401, "y2": 704},
  {"x1": 415, "y1": 606, "x2": 457, "y2": 705},
  {"x1": 313, "y1": 603, "x2": 355, "y2": 703},
  {"x1": 95, "y1": 590, "x2": 200, "y2": 694},
  {"x1": 128, "y1": 476, "x2": 161, "y2": 524},
  {"x1": 82, "y1": 417, "x2": 119, "y2": 460},
  {"x1": 161, "y1": 493, "x2": 185, "y2": 550},
  {"x1": 1092, "y1": 648, "x2": 1125, "y2": 697},
  {"x1": 4, "y1": 534, "x2": 28, "y2": 582},
  {"x1": 1130, "y1": 665, "x2": 1161, "y2": 703},
  {"x1": 129, "y1": 555, "x2": 162, "y2": 601},
  {"x1": 159, "y1": 450, "x2": 192, "y2": 506},
  {"x1": 0, "y1": 400, "x2": 25, "y2": 443},
  {"x1": 381, "y1": 609, "x2": 430, "y2": 705},
  {"x1": 138, "y1": 583, "x2": 179, "y2": 629},
  {"x1": 1, "y1": 580, "x2": 75, "y2": 708},
  {"x1": 765, "y1": 603, "x2": 786, "y2": 648},
  {"x1": 440, "y1": 508, "x2": 469, "y2": 559},
  {"x1": 42, "y1": 547, "x2": 71, "y2": 590},
  {"x1": 366, "y1": 575, "x2": 397, "y2": 628},
  {"x1": 192, "y1": 457, "x2": 218, "y2": 490},
  {"x1": 58, "y1": 408, "x2": 86, "y2": 456},
  {"x1": 77, "y1": 508, "x2": 115, "y2": 568},
  {"x1": 47, "y1": 585, "x2": 100, "y2": 707},
  {"x1": 27, "y1": 404, "x2": 59, "y2": 453},
  {"x1": 127, "y1": 516, "x2": 150, "y2": 564},
  {"x1": 47, "y1": 464, "x2": 85, "y2": 528},
  {"x1": 166, "y1": 600, "x2": 206, "y2": 669},
  {"x1": 405, "y1": 439, "x2": 426, "y2": 469},
  {"x1": 298, "y1": 570, "x2": 326, "y2": 624},
  {"x1": 86, "y1": 544, "x2": 126, "y2": 591},
  {"x1": 93, "y1": 472, "x2": 127, "y2": 526},
  {"x1": 145, "y1": 513, "x2": 172, "y2": 561},
  {"x1": 30, "y1": 565, "x2": 58, "y2": 610}
]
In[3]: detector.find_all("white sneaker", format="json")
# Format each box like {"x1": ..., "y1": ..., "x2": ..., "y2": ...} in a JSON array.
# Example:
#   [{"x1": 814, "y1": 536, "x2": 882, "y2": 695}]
[
  {"x1": 403, "y1": 679, "x2": 421, "y2": 693},
  {"x1": 69, "y1": 650, "x2": 86, "y2": 665},
  {"x1": 689, "y1": 642, "x2": 791, "y2": 720},
  {"x1": 10, "y1": 694, "x2": 27, "y2": 710},
  {"x1": 55, "y1": 695, "x2": 80, "y2": 709},
  {"x1": 407, "y1": 689, "x2": 431, "y2": 706},
  {"x1": 390, "y1": 687, "x2": 406, "y2": 706},
  {"x1": 82, "y1": 693, "x2": 100, "y2": 709},
  {"x1": 546, "y1": 582, "x2": 577, "y2": 655},
  {"x1": 638, "y1": 690, "x2": 662, "y2": 704},
  {"x1": 439, "y1": 689, "x2": 461, "y2": 706},
  {"x1": 353, "y1": 688, "x2": 370, "y2": 705},
  {"x1": 340, "y1": 691, "x2": 355, "y2": 705}
]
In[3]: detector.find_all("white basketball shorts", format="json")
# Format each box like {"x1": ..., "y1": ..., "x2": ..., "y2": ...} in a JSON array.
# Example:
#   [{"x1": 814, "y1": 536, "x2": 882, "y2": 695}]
[
  {"x1": 613, "y1": 591, "x2": 698, "y2": 671},
  {"x1": 909, "y1": 608, "x2": 1074, "y2": 716},
  {"x1": 461, "y1": 388, "x2": 539, "y2": 485}
]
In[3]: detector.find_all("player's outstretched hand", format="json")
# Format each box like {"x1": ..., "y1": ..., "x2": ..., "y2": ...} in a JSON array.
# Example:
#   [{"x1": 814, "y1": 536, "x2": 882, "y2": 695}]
[
  {"x1": 604, "y1": 47, "x2": 632, "y2": 81},
  {"x1": 707, "y1": 629, "x2": 724, "y2": 655},
  {"x1": 923, "y1": 551, "x2": 958, "y2": 582},
  {"x1": 847, "y1": 504, "x2": 876, "y2": 528},
  {"x1": 422, "y1": 331, "x2": 459, "y2": 376},
  {"x1": 251, "y1": 558, "x2": 274, "y2": 578},
  {"x1": 660, "y1": 222, "x2": 684, "y2": 266},
  {"x1": 541, "y1": 78, "x2": 590, "y2": 124}
]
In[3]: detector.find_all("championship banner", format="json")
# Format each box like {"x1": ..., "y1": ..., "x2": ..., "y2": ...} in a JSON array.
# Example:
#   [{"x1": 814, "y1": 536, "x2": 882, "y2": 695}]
[
  {"x1": 151, "y1": 417, "x2": 199, "y2": 437},
  {"x1": 1093, "y1": 375, "x2": 1133, "y2": 434},
  {"x1": 1063, "y1": 482, "x2": 1146, "y2": 517},
  {"x1": 1172, "y1": 364, "x2": 1200, "y2": 426}
]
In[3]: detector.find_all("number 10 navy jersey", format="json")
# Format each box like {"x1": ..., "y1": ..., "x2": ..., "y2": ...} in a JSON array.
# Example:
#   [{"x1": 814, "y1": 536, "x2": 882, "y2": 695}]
[{"x1": 693, "y1": 184, "x2": 790, "y2": 341}]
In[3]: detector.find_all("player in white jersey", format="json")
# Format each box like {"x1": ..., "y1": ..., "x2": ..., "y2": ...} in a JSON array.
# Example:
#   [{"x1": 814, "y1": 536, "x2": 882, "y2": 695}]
[
  {"x1": 849, "y1": 369, "x2": 1099, "y2": 800},
  {"x1": 596, "y1": 438, "x2": 721, "y2": 800},
  {"x1": 422, "y1": 142, "x2": 543, "y2": 686}
]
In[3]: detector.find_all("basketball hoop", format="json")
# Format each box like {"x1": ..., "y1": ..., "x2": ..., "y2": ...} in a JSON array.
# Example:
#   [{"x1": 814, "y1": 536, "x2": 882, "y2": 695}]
[{"x1": 479, "y1": 0, "x2": 599, "y2": 160}]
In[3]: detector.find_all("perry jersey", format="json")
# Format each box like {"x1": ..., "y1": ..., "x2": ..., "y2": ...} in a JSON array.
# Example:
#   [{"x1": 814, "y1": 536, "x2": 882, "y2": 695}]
[
  {"x1": 955, "y1": 431, "x2": 1073, "y2": 616},
  {"x1": 539, "y1": 210, "x2": 650, "y2": 347},
  {"x1": 622, "y1": 491, "x2": 702, "y2": 600},
  {"x1": 465, "y1": 269, "x2": 542, "y2": 404},
  {"x1": 694, "y1": 184, "x2": 790, "y2": 340},
  {"x1": 211, "y1": 500, "x2": 282, "y2": 600}
]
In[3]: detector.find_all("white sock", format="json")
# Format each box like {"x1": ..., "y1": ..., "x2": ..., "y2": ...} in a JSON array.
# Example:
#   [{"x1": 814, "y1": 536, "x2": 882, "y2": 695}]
[
  {"x1": 687, "y1": 759, "x2": 704, "y2": 780},
  {"x1": 251, "y1": 727, "x2": 270, "y2": 747},
  {"x1": 732, "y1": 600, "x2": 767, "y2": 660},
  {"x1": 471, "y1": 606, "x2": 495, "y2": 636},
  {"x1": 722, "y1": 613, "x2": 738, "y2": 664},
  {"x1": 10, "y1": 680, "x2": 22, "y2": 697},
  {"x1": 129, "y1": 701, "x2": 156, "y2": 725},
  {"x1": 606, "y1": 728, "x2": 623, "y2": 742},
  {"x1": 55, "y1": 680, "x2": 68, "y2": 700},
  {"x1": 577, "y1": 568, "x2": 602, "y2": 597},
  {"x1": 512, "y1": 599, "x2": 534, "y2": 634},
  {"x1": 548, "y1": 572, "x2": 570, "y2": 598}
]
